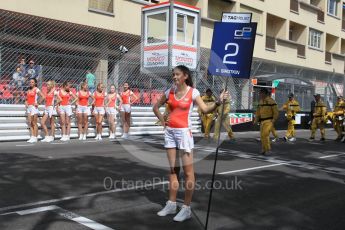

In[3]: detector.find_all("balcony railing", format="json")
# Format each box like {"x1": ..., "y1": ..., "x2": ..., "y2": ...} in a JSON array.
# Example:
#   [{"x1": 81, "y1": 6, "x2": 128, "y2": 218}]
[
  {"x1": 297, "y1": 44, "x2": 306, "y2": 57},
  {"x1": 266, "y1": 36, "x2": 276, "y2": 50},
  {"x1": 290, "y1": 0, "x2": 299, "y2": 12},
  {"x1": 325, "y1": 52, "x2": 332, "y2": 63}
]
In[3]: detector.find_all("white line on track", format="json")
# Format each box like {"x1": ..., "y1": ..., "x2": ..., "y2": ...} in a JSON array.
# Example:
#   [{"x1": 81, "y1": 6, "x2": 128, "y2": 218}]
[
  {"x1": 218, "y1": 163, "x2": 288, "y2": 175},
  {"x1": 7, "y1": 205, "x2": 115, "y2": 230},
  {"x1": 319, "y1": 153, "x2": 345, "y2": 159},
  {"x1": 15, "y1": 144, "x2": 34, "y2": 147},
  {"x1": 0, "y1": 181, "x2": 169, "y2": 214},
  {"x1": 50, "y1": 142, "x2": 67, "y2": 145}
]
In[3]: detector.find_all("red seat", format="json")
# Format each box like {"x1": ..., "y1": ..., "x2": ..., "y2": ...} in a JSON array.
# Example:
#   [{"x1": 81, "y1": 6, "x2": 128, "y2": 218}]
[
  {"x1": 151, "y1": 90, "x2": 163, "y2": 105},
  {"x1": 142, "y1": 91, "x2": 151, "y2": 105}
]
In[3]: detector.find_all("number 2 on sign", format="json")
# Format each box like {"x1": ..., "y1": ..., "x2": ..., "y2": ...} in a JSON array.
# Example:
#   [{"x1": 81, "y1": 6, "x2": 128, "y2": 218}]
[{"x1": 223, "y1": 43, "x2": 239, "y2": 65}]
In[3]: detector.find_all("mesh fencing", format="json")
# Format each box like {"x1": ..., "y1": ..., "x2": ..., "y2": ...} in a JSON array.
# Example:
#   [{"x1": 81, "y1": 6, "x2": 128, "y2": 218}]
[{"x1": 0, "y1": 8, "x2": 342, "y2": 112}]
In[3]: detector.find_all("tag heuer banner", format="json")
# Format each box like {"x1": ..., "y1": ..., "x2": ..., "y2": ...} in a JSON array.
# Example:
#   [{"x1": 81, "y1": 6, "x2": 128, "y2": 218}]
[{"x1": 229, "y1": 113, "x2": 253, "y2": 125}]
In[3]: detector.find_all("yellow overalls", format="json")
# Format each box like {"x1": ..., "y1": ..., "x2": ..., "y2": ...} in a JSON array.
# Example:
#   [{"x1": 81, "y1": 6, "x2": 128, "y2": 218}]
[
  {"x1": 310, "y1": 101, "x2": 327, "y2": 139},
  {"x1": 254, "y1": 96, "x2": 279, "y2": 152},
  {"x1": 199, "y1": 95, "x2": 216, "y2": 138},
  {"x1": 332, "y1": 100, "x2": 345, "y2": 139},
  {"x1": 283, "y1": 99, "x2": 300, "y2": 138},
  {"x1": 213, "y1": 99, "x2": 234, "y2": 140}
]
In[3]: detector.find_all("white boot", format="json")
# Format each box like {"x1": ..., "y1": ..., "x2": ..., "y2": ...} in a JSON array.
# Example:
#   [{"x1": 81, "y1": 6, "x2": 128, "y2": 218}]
[
  {"x1": 94, "y1": 134, "x2": 99, "y2": 140},
  {"x1": 47, "y1": 136, "x2": 54, "y2": 142},
  {"x1": 29, "y1": 136, "x2": 38, "y2": 143},
  {"x1": 79, "y1": 134, "x2": 84, "y2": 140},
  {"x1": 82, "y1": 134, "x2": 87, "y2": 140},
  {"x1": 27, "y1": 136, "x2": 34, "y2": 143}
]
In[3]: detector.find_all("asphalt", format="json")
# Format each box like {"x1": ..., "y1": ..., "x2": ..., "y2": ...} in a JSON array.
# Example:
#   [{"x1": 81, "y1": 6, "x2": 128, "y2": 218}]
[{"x1": 0, "y1": 129, "x2": 344, "y2": 230}]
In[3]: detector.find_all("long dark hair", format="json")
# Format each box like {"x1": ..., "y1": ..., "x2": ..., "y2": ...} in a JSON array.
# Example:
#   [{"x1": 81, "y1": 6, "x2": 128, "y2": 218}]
[
  {"x1": 29, "y1": 78, "x2": 37, "y2": 89},
  {"x1": 174, "y1": 65, "x2": 193, "y2": 87}
]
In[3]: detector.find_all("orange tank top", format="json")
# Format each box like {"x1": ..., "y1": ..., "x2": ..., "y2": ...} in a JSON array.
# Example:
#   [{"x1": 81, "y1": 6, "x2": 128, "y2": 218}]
[
  {"x1": 26, "y1": 87, "x2": 39, "y2": 106},
  {"x1": 59, "y1": 90, "x2": 71, "y2": 106},
  {"x1": 94, "y1": 92, "x2": 105, "y2": 107},
  {"x1": 121, "y1": 90, "x2": 132, "y2": 104},
  {"x1": 108, "y1": 93, "x2": 117, "y2": 107},
  {"x1": 166, "y1": 87, "x2": 194, "y2": 128},
  {"x1": 45, "y1": 89, "x2": 56, "y2": 107},
  {"x1": 78, "y1": 91, "x2": 89, "y2": 106}
]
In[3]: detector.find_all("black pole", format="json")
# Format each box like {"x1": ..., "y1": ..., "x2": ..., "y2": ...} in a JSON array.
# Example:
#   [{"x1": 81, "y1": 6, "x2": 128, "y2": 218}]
[{"x1": 204, "y1": 76, "x2": 229, "y2": 230}]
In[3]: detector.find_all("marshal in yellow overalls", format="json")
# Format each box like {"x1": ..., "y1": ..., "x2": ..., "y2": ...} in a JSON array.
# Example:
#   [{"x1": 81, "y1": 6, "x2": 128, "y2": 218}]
[
  {"x1": 332, "y1": 97, "x2": 345, "y2": 140},
  {"x1": 254, "y1": 96, "x2": 279, "y2": 153},
  {"x1": 213, "y1": 99, "x2": 234, "y2": 140},
  {"x1": 310, "y1": 97, "x2": 327, "y2": 140},
  {"x1": 199, "y1": 95, "x2": 216, "y2": 138},
  {"x1": 282, "y1": 98, "x2": 300, "y2": 139}
]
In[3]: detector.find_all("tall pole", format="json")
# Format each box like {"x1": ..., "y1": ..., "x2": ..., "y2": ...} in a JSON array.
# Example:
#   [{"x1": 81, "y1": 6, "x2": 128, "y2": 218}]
[{"x1": 204, "y1": 76, "x2": 229, "y2": 230}]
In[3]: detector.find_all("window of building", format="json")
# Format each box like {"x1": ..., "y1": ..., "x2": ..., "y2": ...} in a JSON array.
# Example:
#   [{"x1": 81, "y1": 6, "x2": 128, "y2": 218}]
[
  {"x1": 240, "y1": 4, "x2": 263, "y2": 34},
  {"x1": 327, "y1": 0, "x2": 339, "y2": 16},
  {"x1": 308, "y1": 29, "x2": 322, "y2": 49},
  {"x1": 131, "y1": 0, "x2": 159, "y2": 4},
  {"x1": 89, "y1": 0, "x2": 114, "y2": 14},
  {"x1": 174, "y1": 12, "x2": 196, "y2": 46},
  {"x1": 146, "y1": 11, "x2": 168, "y2": 45}
]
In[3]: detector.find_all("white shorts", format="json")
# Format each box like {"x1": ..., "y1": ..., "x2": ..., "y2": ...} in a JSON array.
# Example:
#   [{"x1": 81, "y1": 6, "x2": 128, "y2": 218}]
[
  {"x1": 26, "y1": 105, "x2": 39, "y2": 116},
  {"x1": 59, "y1": 105, "x2": 73, "y2": 117},
  {"x1": 120, "y1": 104, "x2": 131, "y2": 113},
  {"x1": 77, "y1": 105, "x2": 90, "y2": 114},
  {"x1": 43, "y1": 106, "x2": 55, "y2": 118},
  {"x1": 106, "y1": 107, "x2": 117, "y2": 115},
  {"x1": 94, "y1": 107, "x2": 105, "y2": 115},
  {"x1": 164, "y1": 127, "x2": 194, "y2": 153}
]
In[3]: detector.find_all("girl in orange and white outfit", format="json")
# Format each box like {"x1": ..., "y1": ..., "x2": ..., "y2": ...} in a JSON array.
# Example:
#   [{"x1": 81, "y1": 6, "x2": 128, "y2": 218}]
[
  {"x1": 120, "y1": 82, "x2": 138, "y2": 139},
  {"x1": 91, "y1": 83, "x2": 106, "y2": 140},
  {"x1": 57, "y1": 81, "x2": 77, "y2": 141},
  {"x1": 76, "y1": 82, "x2": 91, "y2": 140},
  {"x1": 26, "y1": 78, "x2": 45, "y2": 143},
  {"x1": 153, "y1": 65, "x2": 228, "y2": 222},
  {"x1": 106, "y1": 84, "x2": 122, "y2": 139},
  {"x1": 41, "y1": 80, "x2": 58, "y2": 142}
]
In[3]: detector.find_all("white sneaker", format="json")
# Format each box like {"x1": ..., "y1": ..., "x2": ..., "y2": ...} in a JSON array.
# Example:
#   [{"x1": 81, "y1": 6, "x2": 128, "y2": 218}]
[
  {"x1": 98, "y1": 135, "x2": 102, "y2": 141},
  {"x1": 28, "y1": 137, "x2": 38, "y2": 143},
  {"x1": 66, "y1": 136, "x2": 70, "y2": 141},
  {"x1": 27, "y1": 137, "x2": 34, "y2": 143},
  {"x1": 173, "y1": 205, "x2": 191, "y2": 222},
  {"x1": 157, "y1": 201, "x2": 177, "y2": 217},
  {"x1": 60, "y1": 135, "x2": 66, "y2": 141},
  {"x1": 79, "y1": 134, "x2": 84, "y2": 140},
  {"x1": 95, "y1": 134, "x2": 99, "y2": 140},
  {"x1": 122, "y1": 133, "x2": 129, "y2": 139},
  {"x1": 289, "y1": 137, "x2": 296, "y2": 142},
  {"x1": 41, "y1": 137, "x2": 49, "y2": 142},
  {"x1": 272, "y1": 138, "x2": 278, "y2": 142},
  {"x1": 47, "y1": 136, "x2": 54, "y2": 142},
  {"x1": 109, "y1": 133, "x2": 114, "y2": 139},
  {"x1": 82, "y1": 135, "x2": 87, "y2": 141}
]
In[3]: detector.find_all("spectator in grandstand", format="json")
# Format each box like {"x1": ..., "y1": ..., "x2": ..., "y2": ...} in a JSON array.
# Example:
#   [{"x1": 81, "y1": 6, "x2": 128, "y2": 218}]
[
  {"x1": 91, "y1": 83, "x2": 107, "y2": 140},
  {"x1": 25, "y1": 78, "x2": 45, "y2": 143},
  {"x1": 153, "y1": 65, "x2": 229, "y2": 222},
  {"x1": 17, "y1": 57, "x2": 26, "y2": 75},
  {"x1": 76, "y1": 82, "x2": 91, "y2": 141},
  {"x1": 1, "y1": 85, "x2": 14, "y2": 104},
  {"x1": 12, "y1": 66, "x2": 25, "y2": 104},
  {"x1": 25, "y1": 60, "x2": 39, "y2": 80},
  {"x1": 57, "y1": 81, "x2": 77, "y2": 141},
  {"x1": 106, "y1": 84, "x2": 122, "y2": 139},
  {"x1": 41, "y1": 80, "x2": 58, "y2": 143},
  {"x1": 86, "y1": 70, "x2": 96, "y2": 93},
  {"x1": 120, "y1": 82, "x2": 138, "y2": 139}
]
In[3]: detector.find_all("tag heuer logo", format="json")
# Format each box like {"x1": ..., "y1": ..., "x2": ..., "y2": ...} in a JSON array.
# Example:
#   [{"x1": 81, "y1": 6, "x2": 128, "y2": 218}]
[{"x1": 229, "y1": 113, "x2": 253, "y2": 125}]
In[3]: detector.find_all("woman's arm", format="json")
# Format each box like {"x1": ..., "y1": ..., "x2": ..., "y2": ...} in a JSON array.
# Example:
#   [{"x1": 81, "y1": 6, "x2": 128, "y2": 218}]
[
  {"x1": 153, "y1": 94, "x2": 167, "y2": 128},
  {"x1": 195, "y1": 90, "x2": 228, "y2": 114},
  {"x1": 71, "y1": 92, "x2": 78, "y2": 105},
  {"x1": 37, "y1": 90, "x2": 46, "y2": 105},
  {"x1": 117, "y1": 94, "x2": 123, "y2": 109},
  {"x1": 130, "y1": 91, "x2": 139, "y2": 104}
]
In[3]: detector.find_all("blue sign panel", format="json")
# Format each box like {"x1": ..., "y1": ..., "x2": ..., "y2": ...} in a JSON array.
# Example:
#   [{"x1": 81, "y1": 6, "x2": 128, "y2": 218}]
[{"x1": 208, "y1": 22, "x2": 257, "y2": 78}]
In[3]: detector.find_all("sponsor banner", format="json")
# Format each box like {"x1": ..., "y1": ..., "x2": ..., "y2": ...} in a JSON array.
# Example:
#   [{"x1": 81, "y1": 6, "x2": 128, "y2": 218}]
[
  {"x1": 222, "y1": 13, "x2": 252, "y2": 23},
  {"x1": 172, "y1": 45, "x2": 197, "y2": 69},
  {"x1": 229, "y1": 113, "x2": 253, "y2": 125},
  {"x1": 143, "y1": 45, "x2": 169, "y2": 68}
]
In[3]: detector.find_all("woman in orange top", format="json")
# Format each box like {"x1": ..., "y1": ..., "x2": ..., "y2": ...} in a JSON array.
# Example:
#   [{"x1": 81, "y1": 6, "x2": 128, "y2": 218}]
[
  {"x1": 120, "y1": 82, "x2": 138, "y2": 139},
  {"x1": 91, "y1": 83, "x2": 106, "y2": 140},
  {"x1": 25, "y1": 78, "x2": 45, "y2": 143},
  {"x1": 41, "y1": 80, "x2": 58, "y2": 142},
  {"x1": 106, "y1": 84, "x2": 122, "y2": 139},
  {"x1": 57, "y1": 81, "x2": 77, "y2": 141},
  {"x1": 153, "y1": 65, "x2": 228, "y2": 222},
  {"x1": 76, "y1": 82, "x2": 91, "y2": 140}
]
